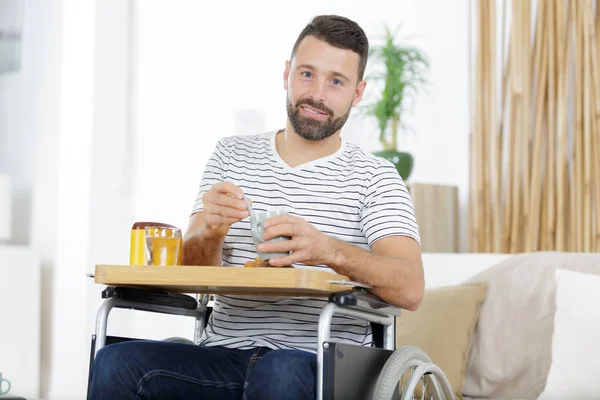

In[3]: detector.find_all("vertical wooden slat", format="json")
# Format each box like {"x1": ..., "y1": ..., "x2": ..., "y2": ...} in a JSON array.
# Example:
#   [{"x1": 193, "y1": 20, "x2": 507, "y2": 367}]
[
  {"x1": 482, "y1": 0, "x2": 492, "y2": 253},
  {"x1": 597, "y1": 0, "x2": 600, "y2": 58},
  {"x1": 521, "y1": 0, "x2": 532, "y2": 252},
  {"x1": 473, "y1": 0, "x2": 484, "y2": 253},
  {"x1": 486, "y1": 0, "x2": 500, "y2": 252},
  {"x1": 480, "y1": 0, "x2": 488, "y2": 253},
  {"x1": 477, "y1": 0, "x2": 487, "y2": 253},
  {"x1": 595, "y1": 0, "x2": 600, "y2": 252},
  {"x1": 489, "y1": 0, "x2": 499, "y2": 253},
  {"x1": 468, "y1": 0, "x2": 476, "y2": 252},
  {"x1": 595, "y1": 0, "x2": 600, "y2": 251},
  {"x1": 555, "y1": 0, "x2": 570, "y2": 252},
  {"x1": 567, "y1": 0, "x2": 577, "y2": 252},
  {"x1": 572, "y1": 0, "x2": 583, "y2": 252},
  {"x1": 576, "y1": 0, "x2": 585, "y2": 251},
  {"x1": 502, "y1": 9, "x2": 516, "y2": 254},
  {"x1": 583, "y1": 0, "x2": 593, "y2": 252},
  {"x1": 586, "y1": 0, "x2": 600, "y2": 251},
  {"x1": 537, "y1": 1, "x2": 548, "y2": 251},
  {"x1": 495, "y1": 0, "x2": 508, "y2": 253},
  {"x1": 502, "y1": 100, "x2": 515, "y2": 253},
  {"x1": 568, "y1": 0, "x2": 576, "y2": 253},
  {"x1": 509, "y1": 0, "x2": 524, "y2": 254},
  {"x1": 546, "y1": 0, "x2": 557, "y2": 251},
  {"x1": 527, "y1": 0, "x2": 548, "y2": 252}
]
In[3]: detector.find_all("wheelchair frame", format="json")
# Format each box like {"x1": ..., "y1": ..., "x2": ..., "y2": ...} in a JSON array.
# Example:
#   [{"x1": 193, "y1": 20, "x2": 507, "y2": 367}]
[{"x1": 90, "y1": 286, "x2": 400, "y2": 400}]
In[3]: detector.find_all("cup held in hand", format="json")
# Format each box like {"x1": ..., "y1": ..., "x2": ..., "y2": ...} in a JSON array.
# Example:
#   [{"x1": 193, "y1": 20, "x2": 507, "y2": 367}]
[{"x1": 250, "y1": 210, "x2": 291, "y2": 261}]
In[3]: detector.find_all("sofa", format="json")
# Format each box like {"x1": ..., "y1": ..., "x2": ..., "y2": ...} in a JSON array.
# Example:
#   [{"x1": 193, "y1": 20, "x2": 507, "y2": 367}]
[{"x1": 402, "y1": 252, "x2": 600, "y2": 400}]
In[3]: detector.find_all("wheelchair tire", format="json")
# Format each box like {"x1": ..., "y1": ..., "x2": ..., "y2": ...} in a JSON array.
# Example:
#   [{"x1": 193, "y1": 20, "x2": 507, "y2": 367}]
[
  {"x1": 371, "y1": 345, "x2": 454, "y2": 400},
  {"x1": 163, "y1": 336, "x2": 195, "y2": 345}
]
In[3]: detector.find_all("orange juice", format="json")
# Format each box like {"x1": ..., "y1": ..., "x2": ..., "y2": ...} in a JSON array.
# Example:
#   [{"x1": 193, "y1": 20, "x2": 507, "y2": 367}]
[
  {"x1": 146, "y1": 236, "x2": 181, "y2": 266},
  {"x1": 129, "y1": 222, "x2": 183, "y2": 266}
]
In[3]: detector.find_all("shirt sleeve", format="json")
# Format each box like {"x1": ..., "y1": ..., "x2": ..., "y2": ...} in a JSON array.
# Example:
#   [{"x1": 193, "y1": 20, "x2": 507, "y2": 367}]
[
  {"x1": 360, "y1": 163, "x2": 421, "y2": 247},
  {"x1": 191, "y1": 138, "x2": 228, "y2": 215}
]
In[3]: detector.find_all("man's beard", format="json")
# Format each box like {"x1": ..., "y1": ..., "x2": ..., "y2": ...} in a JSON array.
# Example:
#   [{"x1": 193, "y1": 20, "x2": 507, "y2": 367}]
[{"x1": 286, "y1": 96, "x2": 351, "y2": 141}]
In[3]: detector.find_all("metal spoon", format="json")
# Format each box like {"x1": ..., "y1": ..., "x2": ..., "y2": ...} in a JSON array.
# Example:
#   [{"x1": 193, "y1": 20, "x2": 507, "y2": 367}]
[{"x1": 242, "y1": 194, "x2": 254, "y2": 218}]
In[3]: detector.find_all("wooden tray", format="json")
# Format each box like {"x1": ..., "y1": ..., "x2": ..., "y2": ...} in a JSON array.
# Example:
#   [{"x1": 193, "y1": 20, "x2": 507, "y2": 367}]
[{"x1": 94, "y1": 265, "x2": 353, "y2": 297}]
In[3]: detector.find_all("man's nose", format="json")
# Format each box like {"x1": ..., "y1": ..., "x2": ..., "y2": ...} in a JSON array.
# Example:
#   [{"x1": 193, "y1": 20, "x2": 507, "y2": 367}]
[{"x1": 309, "y1": 80, "x2": 327, "y2": 103}]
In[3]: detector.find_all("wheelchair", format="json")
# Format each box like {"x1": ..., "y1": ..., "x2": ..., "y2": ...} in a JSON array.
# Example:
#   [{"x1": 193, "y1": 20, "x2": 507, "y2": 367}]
[{"x1": 87, "y1": 279, "x2": 455, "y2": 400}]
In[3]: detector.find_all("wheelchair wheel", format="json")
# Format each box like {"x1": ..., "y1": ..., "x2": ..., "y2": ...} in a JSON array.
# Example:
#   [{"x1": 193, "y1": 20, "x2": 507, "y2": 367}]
[
  {"x1": 371, "y1": 346, "x2": 455, "y2": 400},
  {"x1": 163, "y1": 336, "x2": 195, "y2": 345}
]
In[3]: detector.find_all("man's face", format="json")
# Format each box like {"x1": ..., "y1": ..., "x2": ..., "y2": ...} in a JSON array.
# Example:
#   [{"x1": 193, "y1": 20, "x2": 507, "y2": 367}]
[{"x1": 284, "y1": 36, "x2": 366, "y2": 141}]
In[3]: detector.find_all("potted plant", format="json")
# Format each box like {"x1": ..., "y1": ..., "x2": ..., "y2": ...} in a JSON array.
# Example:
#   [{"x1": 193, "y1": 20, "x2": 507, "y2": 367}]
[{"x1": 364, "y1": 26, "x2": 429, "y2": 181}]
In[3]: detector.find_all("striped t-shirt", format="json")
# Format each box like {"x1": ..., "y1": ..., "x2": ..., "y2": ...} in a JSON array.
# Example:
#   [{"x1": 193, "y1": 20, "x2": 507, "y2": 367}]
[{"x1": 191, "y1": 130, "x2": 420, "y2": 353}]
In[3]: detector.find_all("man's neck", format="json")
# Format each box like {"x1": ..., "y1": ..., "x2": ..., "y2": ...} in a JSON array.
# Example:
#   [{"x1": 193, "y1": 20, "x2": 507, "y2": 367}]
[{"x1": 275, "y1": 122, "x2": 342, "y2": 168}]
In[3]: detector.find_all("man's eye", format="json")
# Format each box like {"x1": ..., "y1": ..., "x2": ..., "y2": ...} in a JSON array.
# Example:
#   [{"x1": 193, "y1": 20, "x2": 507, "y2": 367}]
[
  {"x1": 302, "y1": 71, "x2": 312, "y2": 78},
  {"x1": 332, "y1": 78, "x2": 341, "y2": 86}
]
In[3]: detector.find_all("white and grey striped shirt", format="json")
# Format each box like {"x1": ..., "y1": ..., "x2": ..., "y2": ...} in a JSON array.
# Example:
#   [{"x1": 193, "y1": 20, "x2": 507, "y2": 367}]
[{"x1": 191, "y1": 130, "x2": 420, "y2": 353}]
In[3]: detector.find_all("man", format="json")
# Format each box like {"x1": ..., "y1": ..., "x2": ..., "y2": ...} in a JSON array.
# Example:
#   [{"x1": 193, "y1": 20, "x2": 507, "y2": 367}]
[{"x1": 89, "y1": 14, "x2": 423, "y2": 400}]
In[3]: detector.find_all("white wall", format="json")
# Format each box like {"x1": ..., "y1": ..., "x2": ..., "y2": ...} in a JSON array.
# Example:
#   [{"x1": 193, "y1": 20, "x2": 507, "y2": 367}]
[
  {"x1": 52, "y1": 0, "x2": 138, "y2": 397},
  {"x1": 130, "y1": 0, "x2": 237, "y2": 232},
  {"x1": 422, "y1": 252, "x2": 512, "y2": 288},
  {"x1": 86, "y1": 0, "x2": 138, "y2": 351},
  {"x1": 0, "y1": 0, "x2": 136, "y2": 398},
  {"x1": 48, "y1": 0, "x2": 97, "y2": 396}
]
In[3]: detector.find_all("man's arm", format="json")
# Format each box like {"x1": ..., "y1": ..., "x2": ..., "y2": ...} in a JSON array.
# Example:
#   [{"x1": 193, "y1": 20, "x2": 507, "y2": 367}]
[
  {"x1": 259, "y1": 215, "x2": 424, "y2": 310},
  {"x1": 182, "y1": 212, "x2": 226, "y2": 266},
  {"x1": 183, "y1": 182, "x2": 250, "y2": 266},
  {"x1": 327, "y1": 235, "x2": 424, "y2": 311}
]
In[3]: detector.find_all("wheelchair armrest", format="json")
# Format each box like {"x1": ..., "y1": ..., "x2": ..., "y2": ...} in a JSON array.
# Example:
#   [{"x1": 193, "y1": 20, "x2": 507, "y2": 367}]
[
  {"x1": 102, "y1": 286, "x2": 198, "y2": 310},
  {"x1": 328, "y1": 289, "x2": 401, "y2": 317}
]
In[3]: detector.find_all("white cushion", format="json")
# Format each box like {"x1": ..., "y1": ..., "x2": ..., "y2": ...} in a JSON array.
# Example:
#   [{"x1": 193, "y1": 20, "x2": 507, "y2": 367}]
[
  {"x1": 539, "y1": 268, "x2": 600, "y2": 399},
  {"x1": 463, "y1": 252, "x2": 600, "y2": 399}
]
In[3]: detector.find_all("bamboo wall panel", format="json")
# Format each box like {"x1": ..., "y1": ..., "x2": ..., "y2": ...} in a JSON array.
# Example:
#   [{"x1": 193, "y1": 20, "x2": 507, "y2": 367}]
[{"x1": 469, "y1": 0, "x2": 600, "y2": 253}]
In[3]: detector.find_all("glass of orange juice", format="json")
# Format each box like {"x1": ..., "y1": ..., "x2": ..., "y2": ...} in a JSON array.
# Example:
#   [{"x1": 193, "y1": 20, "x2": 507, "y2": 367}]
[{"x1": 145, "y1": 226, "x2": 182, "y2": 266}]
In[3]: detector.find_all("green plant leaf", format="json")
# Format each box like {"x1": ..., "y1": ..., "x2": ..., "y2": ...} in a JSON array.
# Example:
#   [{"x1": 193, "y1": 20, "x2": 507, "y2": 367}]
[{"x1": 363, "y1": 24, "x2": 429, "y2": 150}]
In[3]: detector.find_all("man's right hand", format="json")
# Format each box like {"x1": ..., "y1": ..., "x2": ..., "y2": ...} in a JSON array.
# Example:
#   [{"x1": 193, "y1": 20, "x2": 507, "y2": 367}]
[{"x1": 201, "y1": 182, "x2": 250, "y2": 239}]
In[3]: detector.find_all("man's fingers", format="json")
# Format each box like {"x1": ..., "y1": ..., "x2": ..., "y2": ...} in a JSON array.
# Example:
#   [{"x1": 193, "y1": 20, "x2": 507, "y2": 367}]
[
  {"x1": 212, "y1": 182, "x2": 245, "y2": 199},
  {"x1": 262, "y1": 224, "x2": 296, "y2": 241},
  {"x1": 220, "y1": 216, "x2": 243, "y2": 225},
  {"x1": 257, "y1": 238, "x2": 296, "y2": 254},
  {"x1": 204, "y1": 202, "x2": 248, "y2": 219},
  {"x1": 262, "y1": 214, "x2": 297, "y2": 229},
  {"x1": 204, "y1": 192, "x2": 249, "y2": 212},
  {"x1": 268, "y1": 251, "x2": 305, "y2": 267},
  {"x1": 215, "y1": 193, "x2": 248, "y2": 211},
  {"x1": 205, "y1": 213, "x2": 244, "y2": 227}
]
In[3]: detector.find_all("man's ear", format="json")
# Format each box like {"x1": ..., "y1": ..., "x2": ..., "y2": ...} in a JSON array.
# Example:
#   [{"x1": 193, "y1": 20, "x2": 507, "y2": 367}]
[
  {"x1": 352, "y1": 80, "x2": 367, "y2": 107},
  {"x1": 283, "y1": 60, "x2": 291, "y2": 91}
]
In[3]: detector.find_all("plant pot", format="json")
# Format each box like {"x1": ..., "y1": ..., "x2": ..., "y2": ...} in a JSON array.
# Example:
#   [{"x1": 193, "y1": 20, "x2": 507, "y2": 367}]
[{"x1": 372, "y1": 150, "x2": 414, "y2": 181}]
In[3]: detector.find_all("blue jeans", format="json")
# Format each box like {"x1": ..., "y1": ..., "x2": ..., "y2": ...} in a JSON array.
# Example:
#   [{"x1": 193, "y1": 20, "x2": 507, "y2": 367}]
[{"x1": 88, "y1": 340, "x2": 316, "y2": 400}]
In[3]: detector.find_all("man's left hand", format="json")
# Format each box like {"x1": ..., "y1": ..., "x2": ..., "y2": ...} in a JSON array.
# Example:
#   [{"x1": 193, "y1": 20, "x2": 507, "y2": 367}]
[{"x1": 257, "y1": 214, "x2": 334, "y2": 267}]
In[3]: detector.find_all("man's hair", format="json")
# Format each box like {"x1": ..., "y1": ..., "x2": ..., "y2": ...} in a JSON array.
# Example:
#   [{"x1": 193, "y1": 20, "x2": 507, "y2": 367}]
[{"x1": 291, "y1": 15, "x2": 369, "y2": 81}]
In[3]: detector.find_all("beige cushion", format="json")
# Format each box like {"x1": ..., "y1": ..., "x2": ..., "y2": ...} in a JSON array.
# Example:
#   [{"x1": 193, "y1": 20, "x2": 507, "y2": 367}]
[
  {"x1": 396, "y1": 283, "x2": 488, "y2": 399},
  {"x1": 463, "y1": 252, "x2": 600, "y2": 400}
]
